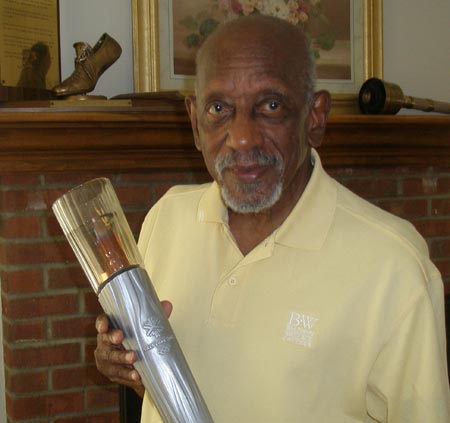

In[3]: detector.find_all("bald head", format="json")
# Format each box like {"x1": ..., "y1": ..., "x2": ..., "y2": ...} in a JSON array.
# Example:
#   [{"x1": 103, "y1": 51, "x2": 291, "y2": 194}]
[{"x1": 195, "y1": 14, "x2": 316, "y2": 106}]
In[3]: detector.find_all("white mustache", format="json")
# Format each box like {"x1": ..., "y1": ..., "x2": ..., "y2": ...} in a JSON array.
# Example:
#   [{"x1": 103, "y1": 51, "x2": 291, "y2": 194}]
[{"x1": 215, "y1": 149, "x2": 282, "y2": 174}]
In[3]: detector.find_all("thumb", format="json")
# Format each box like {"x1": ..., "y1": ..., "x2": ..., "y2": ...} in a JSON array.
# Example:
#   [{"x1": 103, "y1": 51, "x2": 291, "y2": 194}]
[{"x1": 160, "y1": 300, "x2": 173, "y2": 318}]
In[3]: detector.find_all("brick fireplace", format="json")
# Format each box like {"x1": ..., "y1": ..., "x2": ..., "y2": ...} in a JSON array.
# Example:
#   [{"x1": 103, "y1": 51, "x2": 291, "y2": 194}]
[{"x1": 0, "y1": 107, "x2": 449, "y2": 422}]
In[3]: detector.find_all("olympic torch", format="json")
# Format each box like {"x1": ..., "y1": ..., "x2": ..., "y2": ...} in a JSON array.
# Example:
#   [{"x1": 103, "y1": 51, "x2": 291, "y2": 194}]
[{"x1": 52, "y1": 178, "x2": 213, "y2": 423}]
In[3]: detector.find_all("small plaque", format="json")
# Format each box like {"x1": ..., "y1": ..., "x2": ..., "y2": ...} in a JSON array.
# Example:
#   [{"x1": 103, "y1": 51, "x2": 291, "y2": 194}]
[{"x1": 0, "y1": 0, "x2": 60, "y2": 100}]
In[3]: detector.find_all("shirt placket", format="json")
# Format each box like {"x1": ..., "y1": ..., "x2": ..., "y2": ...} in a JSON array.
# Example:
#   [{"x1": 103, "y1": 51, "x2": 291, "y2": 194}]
[{"x1": 208, "y1": 231, "x2": 276, "y2": 325}]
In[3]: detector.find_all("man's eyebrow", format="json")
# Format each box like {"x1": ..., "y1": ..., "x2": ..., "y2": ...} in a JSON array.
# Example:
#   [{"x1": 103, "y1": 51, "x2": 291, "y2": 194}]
[
  {"x1": 201, "y1": 91, "x2": 232, "y2": 104},
  {"x1": 257, "y1": 89, "x2": 288, "y2": 99},
  {"x1": 255, "y1": 89, "x2": 296, "y2": 107}
]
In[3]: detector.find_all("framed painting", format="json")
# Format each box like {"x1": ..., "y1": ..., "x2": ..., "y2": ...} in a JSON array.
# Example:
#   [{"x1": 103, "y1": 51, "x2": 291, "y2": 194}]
[{"x1": 132, "y1": 0, "x2": 383, "y2": 111}]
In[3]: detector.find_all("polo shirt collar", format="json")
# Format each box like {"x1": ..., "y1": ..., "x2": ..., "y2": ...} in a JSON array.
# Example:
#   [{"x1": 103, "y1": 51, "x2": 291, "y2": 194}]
[
  {"x1": 275, "y1": 149, "x2": 337, "y2": 250},
  {"x1": 197, "y1": 149, "x2": 337, "y2": 251},
  {"x1": 197, "y1": 181, "x2": 228, "y2": 224}
]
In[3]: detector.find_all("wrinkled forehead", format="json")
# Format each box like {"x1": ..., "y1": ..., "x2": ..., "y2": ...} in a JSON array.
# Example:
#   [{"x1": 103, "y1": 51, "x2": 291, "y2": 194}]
[
  {"x1": 196, "y1": 35, "x2": 300, "y2": 93},
  {"x1": 200, "y1": 25, "x2": 292, "y2": 66}
]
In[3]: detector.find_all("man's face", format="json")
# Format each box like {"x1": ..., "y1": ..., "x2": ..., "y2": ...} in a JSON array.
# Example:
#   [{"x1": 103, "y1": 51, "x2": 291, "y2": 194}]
[{"x1": 192, "y1": 40, "x2": 312, "y2": 214}]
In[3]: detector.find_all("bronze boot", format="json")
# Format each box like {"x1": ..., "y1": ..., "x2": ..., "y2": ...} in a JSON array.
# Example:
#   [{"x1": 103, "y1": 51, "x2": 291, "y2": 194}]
[{"x1": 53, "y1": 33, "x2": 122, "y2": 97}]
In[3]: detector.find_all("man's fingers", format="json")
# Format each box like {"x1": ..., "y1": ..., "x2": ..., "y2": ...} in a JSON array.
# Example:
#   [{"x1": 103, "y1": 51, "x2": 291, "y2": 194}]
[
  {"x1": 95, "y1": 343, "x2": 136, "y2": 365},
  {"x1": 96, "y1": 327, "x2": 124, "y2": 346},
  {"x1": 109, "y1": 365, "x2": 141, "y2": 384},
  {"x1": 93, "y1": 313, "x2": 145, "y2": 397},
  {"x1": 95, "y1": 315, "x2": 126, "y2": 344},
  {"x1": 93, "y1": 303, "x2": 173, "y2": 398},
  {"x1": 95, "y1": 314, "x2": 110, "y2": 334},
  {"x1": 107, "y1": 328, "x2": 125, "y2": 345}
]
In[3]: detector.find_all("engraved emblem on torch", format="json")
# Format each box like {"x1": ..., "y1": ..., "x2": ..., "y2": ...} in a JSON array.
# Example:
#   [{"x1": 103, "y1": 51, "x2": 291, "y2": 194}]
[
  {"x1": 142, "y1": 317, "x2": 173, "y2": 355},
  {"x1": 143, "y1": 317, "x2": 164, "y2": 338},
  {"x1": 156, "y1": 339, "x2": 173, "y2": 355}
]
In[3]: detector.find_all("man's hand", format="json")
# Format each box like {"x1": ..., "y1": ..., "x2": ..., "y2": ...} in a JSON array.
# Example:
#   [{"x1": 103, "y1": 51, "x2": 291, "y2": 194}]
[{"x1": 94, "y1": 300, "x2": 173, "y2": 398}]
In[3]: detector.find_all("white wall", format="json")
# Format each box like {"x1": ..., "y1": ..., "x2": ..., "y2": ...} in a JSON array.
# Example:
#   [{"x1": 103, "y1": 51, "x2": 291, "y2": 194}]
[
  {"x1": 383, "y1": 0, "x2": 450, "y2": 113},
  {"x1": 55, "y1": 1, "x2": 450, "y2": 110},
  {"x1": 58, "y1": 0, "x2": 134, "y2": 98}
]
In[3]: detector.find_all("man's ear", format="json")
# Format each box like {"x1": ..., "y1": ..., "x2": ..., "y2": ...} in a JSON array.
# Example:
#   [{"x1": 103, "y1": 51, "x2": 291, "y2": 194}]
[
  {"x1": 185, "y1": 95, "x2": 202, "y2": 151},
  {"x1": 306, "y1": 90, "x2": 331, "y2": 149}
]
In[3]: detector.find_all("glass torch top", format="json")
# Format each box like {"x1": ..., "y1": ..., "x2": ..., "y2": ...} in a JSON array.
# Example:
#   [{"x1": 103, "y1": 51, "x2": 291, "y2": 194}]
[{"x1": 52, "y1": 178, "x2": 142, "y2": 293}]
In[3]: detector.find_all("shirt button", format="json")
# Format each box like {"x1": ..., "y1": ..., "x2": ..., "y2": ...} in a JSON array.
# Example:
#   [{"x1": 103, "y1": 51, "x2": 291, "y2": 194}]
[{"x1": 228, "y1": 276, "x2": 237, "y2": 286}]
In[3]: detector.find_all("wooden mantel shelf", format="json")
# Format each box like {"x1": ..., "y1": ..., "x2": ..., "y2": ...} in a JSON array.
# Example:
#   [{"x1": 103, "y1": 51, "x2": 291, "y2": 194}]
[{"x1": 0, "y1": 107, "x2": 449, "y2": 172}]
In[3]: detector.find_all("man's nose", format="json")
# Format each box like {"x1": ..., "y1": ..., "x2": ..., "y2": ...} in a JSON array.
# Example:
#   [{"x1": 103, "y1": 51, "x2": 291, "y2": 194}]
[{"x1": 226, "y1": 112, "x2": 262, "y2": 151}]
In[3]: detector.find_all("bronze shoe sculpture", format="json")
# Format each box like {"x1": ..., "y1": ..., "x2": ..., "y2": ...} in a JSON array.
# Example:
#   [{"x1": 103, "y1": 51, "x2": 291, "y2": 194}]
[{"x1": 53, "y1": 33, "x2": 122, "y2": 97}]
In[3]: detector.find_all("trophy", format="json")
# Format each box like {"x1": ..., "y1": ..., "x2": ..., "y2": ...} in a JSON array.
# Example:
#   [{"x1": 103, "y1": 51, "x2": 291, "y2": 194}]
[
  {"x1": 52, "y1": 178, "x2": 213, "y2": 423},
  {"x1": 359, "y1": 78, "x2": 450, "y2": 115}
]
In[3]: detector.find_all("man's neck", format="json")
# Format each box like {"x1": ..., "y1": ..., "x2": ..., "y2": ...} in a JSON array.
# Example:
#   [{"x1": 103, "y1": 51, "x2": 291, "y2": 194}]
[
  {"x1": 228, "y1": 159, "x2": 314, "y2": 255},
  {"x1": 228, "y1": 209, "x2": 284, "y2": 255}
]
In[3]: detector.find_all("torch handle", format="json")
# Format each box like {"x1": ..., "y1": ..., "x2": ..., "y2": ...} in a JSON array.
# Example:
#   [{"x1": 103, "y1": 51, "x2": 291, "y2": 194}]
[{"x1": 98, "y1": 267, "x2": 213, "y2": 423}]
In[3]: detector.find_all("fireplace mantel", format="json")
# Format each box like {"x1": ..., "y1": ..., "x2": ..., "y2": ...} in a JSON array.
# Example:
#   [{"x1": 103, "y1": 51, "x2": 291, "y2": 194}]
[{"x1": 0, "y1": 107, "x2": 449, "y2": 172}]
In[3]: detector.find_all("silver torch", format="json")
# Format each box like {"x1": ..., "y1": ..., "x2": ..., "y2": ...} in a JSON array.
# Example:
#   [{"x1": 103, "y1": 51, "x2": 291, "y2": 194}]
[{"x1": 52, "y1": 177, "x2": 213, "y2": 423}]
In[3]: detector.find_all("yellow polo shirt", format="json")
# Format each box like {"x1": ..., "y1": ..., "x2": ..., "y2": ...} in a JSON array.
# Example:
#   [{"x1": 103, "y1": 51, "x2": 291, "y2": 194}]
[{"x1": 138, "y1": 150, "x2": 449, "y2": 422}]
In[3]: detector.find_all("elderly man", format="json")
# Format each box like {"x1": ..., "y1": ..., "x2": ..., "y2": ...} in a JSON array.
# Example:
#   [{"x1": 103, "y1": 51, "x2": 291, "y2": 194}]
[{"x1": 95, "y1": 15, "x2": 449, "y2": 422}]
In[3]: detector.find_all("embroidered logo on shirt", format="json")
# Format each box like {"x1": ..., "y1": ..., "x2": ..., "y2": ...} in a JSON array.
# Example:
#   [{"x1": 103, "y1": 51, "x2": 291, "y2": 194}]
[{"x1": 283, "y1": 311, "x2": 319, "y2": 348}]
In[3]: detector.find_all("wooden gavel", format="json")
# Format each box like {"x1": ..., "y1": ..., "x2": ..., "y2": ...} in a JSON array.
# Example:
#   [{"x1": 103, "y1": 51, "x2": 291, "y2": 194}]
[{"x1": 359, "y1": 78, "x2": 450, "y2": 115}]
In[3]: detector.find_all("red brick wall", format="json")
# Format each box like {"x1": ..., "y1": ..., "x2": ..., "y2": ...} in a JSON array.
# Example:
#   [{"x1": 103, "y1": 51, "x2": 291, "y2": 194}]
[{"x1": 1, "y1": 164, "x2": 449, "y2": 422}]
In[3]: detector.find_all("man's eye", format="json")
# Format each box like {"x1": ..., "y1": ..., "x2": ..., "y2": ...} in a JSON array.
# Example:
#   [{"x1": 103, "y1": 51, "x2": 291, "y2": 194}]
[
  {"x1": 268, "y1": 101, "x2": 280, "y2": 111},
  {"x1": 261, "y1": 100, "x2": 283, "y2": 113},
  {"x1": 207, "y1": 103, "x2": 225, "y2": 115}
]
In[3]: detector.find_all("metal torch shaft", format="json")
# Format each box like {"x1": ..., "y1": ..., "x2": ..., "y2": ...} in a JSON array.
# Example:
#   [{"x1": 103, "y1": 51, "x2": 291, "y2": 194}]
[{"x1": 98, "y1": 266, "x2": 214, "y2": 423}]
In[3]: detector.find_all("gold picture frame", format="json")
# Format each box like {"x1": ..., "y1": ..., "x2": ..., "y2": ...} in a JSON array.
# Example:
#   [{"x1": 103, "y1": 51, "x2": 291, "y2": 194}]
[{"x1": 132, "y1": 0, "x2": 383, "y2": 112}]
